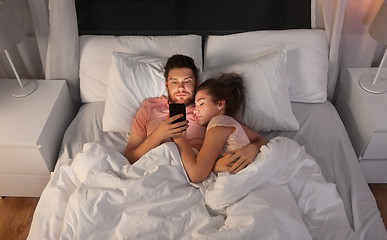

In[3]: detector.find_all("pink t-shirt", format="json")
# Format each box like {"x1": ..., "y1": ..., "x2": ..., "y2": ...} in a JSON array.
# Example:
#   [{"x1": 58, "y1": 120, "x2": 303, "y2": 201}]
[{"x1": 131, "y1": 96, "x2": 206, "y2": 151}]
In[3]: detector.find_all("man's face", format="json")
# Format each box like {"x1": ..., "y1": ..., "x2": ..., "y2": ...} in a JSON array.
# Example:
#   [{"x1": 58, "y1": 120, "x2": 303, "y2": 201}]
[{"x1": 165, "y1": 67, "x2": 197, "y2": 106}]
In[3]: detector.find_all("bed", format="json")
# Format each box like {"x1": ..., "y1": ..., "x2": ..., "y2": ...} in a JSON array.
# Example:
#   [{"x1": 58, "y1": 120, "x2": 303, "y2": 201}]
[{"x1": 28, "y1": 0, "x2": 387, "y2": 239}]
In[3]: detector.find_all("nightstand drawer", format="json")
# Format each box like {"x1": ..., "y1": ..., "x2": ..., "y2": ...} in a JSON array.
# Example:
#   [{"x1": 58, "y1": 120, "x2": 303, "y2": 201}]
[
  {"x1": 0, "y1": 173, "x2": 50, "y2": 197},
  {"x1": 0, "y1": 146, "x2": 49, "y2": 174},
  {"x1": 361, "y1": 131, "x2": 387, "y2": 159},
  {"x1": 359, "y1": 160, "x2": 387, "y2": 183}
]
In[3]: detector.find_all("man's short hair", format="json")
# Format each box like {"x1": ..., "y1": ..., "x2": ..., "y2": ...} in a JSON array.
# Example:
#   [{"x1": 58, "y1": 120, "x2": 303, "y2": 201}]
[{"x1": 164, "y1": 54, "x2": 199, "y2": 82}]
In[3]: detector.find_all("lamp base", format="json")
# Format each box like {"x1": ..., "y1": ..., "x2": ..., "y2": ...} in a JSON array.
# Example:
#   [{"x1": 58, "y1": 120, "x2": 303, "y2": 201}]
[
  {"x1": 359, "y1": 74, "x2": 387, "y2": 94},
  {"x1": 9, "y1": 80, "x2": 37, "y2": 98}
]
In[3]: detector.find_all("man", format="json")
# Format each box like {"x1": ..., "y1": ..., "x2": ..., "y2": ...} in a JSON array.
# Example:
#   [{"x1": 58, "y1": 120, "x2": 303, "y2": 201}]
[{"x1": 123, "y1": 54, "x2": 266, "y2": 174}]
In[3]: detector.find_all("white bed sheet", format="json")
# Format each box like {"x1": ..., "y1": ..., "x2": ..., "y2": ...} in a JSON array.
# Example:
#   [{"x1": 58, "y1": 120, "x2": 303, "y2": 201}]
[{"x1": 29, "y1": 101, "x2": 387, "y2": 239}]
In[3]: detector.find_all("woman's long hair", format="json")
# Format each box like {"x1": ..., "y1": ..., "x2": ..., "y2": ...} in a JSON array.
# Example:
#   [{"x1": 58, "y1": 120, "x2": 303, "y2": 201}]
[{"x1": 198, "y1": 73, "x2": 246, "y2": 118}]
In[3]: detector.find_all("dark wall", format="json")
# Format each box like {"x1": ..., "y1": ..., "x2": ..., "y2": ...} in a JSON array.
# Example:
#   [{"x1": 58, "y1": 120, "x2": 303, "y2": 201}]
[{"x1": 75, "y1": 0, "x2": 311, "y2": 35}]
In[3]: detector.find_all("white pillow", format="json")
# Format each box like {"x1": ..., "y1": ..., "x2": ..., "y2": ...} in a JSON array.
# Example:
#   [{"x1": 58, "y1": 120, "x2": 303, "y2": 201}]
[
  {"x1": 204, "y1": 29, "x2": 329, "y2": 103},
  {"x1": 80, "y1": 35, "x2": 202, "y2": 103},
  {"x1": 202, "y1": 50, "x2": 299, "y2": 132},
  {"x1": 103, "y1": 52, "x2": 167, "y2": 132}
]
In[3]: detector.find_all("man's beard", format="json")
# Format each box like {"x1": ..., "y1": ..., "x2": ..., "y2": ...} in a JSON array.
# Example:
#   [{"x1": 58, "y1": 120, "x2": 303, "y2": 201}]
[
  {"x1": 168, "y1": 93, "x2": 194, "y2": 106},
  {"x1": 167, "y1": 90, "x2": 195, "y2": 106},
  {"x1": 167, "y1": 85, "x2": 197, "y2": 106}
]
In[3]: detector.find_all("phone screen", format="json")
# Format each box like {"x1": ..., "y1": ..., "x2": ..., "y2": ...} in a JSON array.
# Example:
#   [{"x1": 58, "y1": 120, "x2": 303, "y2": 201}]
[{"x1": 169, "y1": 103, "x2": 186, "y2": 124}]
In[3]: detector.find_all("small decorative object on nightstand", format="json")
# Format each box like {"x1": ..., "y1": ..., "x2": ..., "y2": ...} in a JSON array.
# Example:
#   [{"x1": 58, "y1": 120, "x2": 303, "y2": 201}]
[
  {"x1": 0, "y1": 79, "x2": 75, "y2": 197},
  {"x1": 336, "y1": 68, "x2": 387, "y2": 183}
]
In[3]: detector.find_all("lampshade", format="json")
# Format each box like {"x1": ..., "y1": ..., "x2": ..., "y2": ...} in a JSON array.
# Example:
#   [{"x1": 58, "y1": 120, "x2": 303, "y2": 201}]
[
  {"x1": 369, "y1": 1, "x2": 387, "y2": 45},
  {"x1": 0, "y1": 1, "x2": 27, "y2": 51},
  {"x1": 360, "y1": 1, "x2": 387, "y2": 94}
]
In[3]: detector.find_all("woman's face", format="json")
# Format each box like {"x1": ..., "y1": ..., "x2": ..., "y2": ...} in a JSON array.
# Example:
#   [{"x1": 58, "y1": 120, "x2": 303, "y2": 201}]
[{"x1": 194, "y1": 89, "x2": 223, "y2": 126}]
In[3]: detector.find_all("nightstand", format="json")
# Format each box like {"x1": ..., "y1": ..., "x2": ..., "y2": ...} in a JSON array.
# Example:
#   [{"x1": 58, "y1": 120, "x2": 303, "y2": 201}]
[
  {"x1": 335, "y1": 68, "x2": 387, "y2": 183},
  {"x1": 0, "y1": 79, "x2": 75, "y2": 197}
]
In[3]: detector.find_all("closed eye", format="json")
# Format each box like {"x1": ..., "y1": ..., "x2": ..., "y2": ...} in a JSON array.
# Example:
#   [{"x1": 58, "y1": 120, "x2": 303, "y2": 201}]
[{"x1": 195, "y1": 98, "x2": 205, "y2": 107}]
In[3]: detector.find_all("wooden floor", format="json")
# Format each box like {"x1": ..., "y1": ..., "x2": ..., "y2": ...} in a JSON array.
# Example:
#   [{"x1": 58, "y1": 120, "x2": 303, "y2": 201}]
[
  {"x1": 0, "y1": 197, "x2": 39, "y2": 240},
  {"x1": 369, "y1": 184, "x2": 387, "y2": 228},
  {"x1": 0, "y1": 184, "x2": 386, "y2": 239}
]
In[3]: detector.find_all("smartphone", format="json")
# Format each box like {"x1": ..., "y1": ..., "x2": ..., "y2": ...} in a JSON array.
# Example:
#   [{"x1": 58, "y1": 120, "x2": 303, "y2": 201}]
[{"x1": 169, "y1": 103, "x2": 186, "y2": 124}]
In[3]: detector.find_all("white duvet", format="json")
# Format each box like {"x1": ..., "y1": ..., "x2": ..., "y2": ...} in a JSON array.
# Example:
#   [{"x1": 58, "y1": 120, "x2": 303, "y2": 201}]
[{"x1": 28, "y1": 137, "x2": 356, "y2": 240}]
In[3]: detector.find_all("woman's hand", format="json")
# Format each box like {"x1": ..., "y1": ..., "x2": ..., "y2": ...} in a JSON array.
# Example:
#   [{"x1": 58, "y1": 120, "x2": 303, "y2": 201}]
[
  {"x1": 212, "y1": 153, "x2": 234, "y2": 174},
  {"x1": 213, "y1": 144, "x2": 259, "y2": 174},
  {"x1": 226, "y1": 144, "x2": 258, "y2": 173},
  {"x1": 171, "y1": 128, "x2": 187, "y2": 143}
]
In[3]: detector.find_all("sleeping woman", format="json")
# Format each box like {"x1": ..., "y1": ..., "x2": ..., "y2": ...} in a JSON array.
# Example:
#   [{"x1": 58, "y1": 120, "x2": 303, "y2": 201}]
[{"x1": 172, "y1": 73, "x2": 267, "y2": 183}]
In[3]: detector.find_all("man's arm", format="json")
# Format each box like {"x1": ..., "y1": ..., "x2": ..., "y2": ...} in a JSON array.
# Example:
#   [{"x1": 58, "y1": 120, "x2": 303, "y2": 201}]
[
  {"x1": 123, "y1": 133, "x2": 158, "y2": 165},
  {"x1": 123, "y1": 114, "x2": 187, "y2": 164},
  {"x1": 213, "y1": 124, "x2": 267, "y2": 174}
]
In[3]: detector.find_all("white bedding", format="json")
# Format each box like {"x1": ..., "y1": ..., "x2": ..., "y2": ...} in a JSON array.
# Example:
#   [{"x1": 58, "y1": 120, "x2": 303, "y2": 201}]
[
  {"x1": 29, "y1": 136, "x2": 355, "y2": 240},
  {"x1": 28, "y1": 101, "x2": 387, "y2": 240}
]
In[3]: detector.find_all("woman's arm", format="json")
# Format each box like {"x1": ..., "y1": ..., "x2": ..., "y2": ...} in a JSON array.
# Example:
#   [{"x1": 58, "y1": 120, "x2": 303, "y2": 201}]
[
  {"x1": 174, "y1": 126, "x2": 234, "y2": 183},
  {"x1": 213, "y1": 125, "x2": 267, "y2": 174}
]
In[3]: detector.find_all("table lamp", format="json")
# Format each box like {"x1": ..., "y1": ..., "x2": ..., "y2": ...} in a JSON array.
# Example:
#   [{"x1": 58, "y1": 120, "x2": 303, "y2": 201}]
[
  {"x1": 0, "y1": 0, "x2": 36, "y2": 97},
  {"x1": 360, "y1": 1, "x2": 387, "y2": 94}
]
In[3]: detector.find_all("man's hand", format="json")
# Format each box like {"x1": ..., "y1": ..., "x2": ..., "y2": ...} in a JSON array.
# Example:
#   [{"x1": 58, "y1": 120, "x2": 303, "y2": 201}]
[
  {"x1": 152, "y1": 114, "x2": 188, "y2": 143},
  {"x1": 123, "y1": 113, "x2": 187, "y2": 164}
]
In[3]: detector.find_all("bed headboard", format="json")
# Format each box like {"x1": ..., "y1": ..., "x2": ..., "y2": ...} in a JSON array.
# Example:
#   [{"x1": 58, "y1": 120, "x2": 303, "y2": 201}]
[{"x1": 75, "y1": 0, "x2": 311, "y2": 36}]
